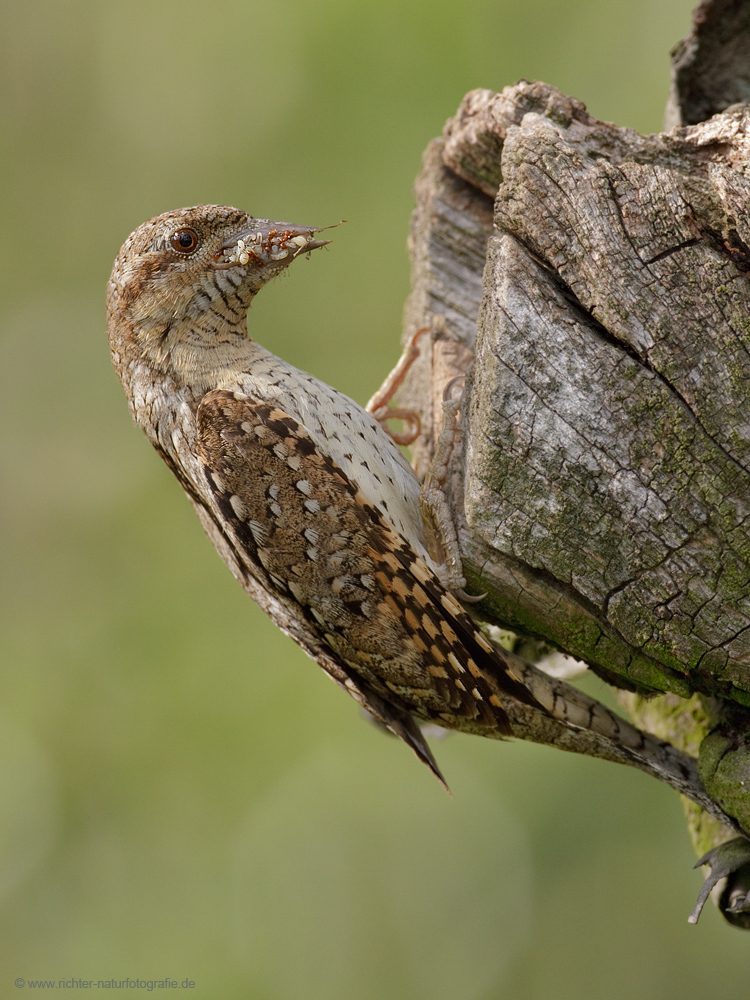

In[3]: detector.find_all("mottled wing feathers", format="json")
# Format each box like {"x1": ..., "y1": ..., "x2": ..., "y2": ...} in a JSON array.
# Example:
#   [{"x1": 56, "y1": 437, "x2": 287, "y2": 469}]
[
  {"x1": 384, "y1": 548, "x2": 541, "y2": 719},
  {"x1": 196, "y1": 389, "x2": 532, "y2": 748}
]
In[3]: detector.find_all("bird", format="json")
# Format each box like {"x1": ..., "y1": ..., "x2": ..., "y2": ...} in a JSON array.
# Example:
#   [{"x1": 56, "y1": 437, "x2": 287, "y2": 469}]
[
  {"x1": 107, "y1": 209, "x2": 750, "y2": 929},
  {"x1": 106, "y1": 204, "x2": 546, "y2": 785},
  {"x1": 106, "y1": 202, "x2": 745, "y2": 837}
]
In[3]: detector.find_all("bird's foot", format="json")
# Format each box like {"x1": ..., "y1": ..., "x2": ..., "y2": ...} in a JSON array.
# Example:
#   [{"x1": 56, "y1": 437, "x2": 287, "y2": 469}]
[
  {"x1": 368, "y1": 320, "x2": 482, "y2": 603},
  {"x1": 367, "y1": 326, "x2": 428, "y2": 445}
]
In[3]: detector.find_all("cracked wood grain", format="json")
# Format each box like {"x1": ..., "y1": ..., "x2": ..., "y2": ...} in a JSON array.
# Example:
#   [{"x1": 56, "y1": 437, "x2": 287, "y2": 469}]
[
  {"x1": 400, "y1": 81, "x2": 750, "y2": 708},
  {"x1": 392, "y1": 77, "x2": 750, "y2": 851}
]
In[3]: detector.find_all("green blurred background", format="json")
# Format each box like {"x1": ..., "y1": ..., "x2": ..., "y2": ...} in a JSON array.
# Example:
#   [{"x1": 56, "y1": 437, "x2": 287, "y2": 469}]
[{"x1": 1, "y1": 0, "x2": 747, "y2": 996}]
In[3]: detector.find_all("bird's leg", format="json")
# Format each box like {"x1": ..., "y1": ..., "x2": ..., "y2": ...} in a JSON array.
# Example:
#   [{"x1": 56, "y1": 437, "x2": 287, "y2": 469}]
[
  {"x1": 370, "y1": 319, "x2": 482, "y2": 603},
  {"x1": 419, "y1": 376, "x2": 485, "y2": 603},
  {"x1": 366, "y1": 326, "x2": 428, "y2": 445}
]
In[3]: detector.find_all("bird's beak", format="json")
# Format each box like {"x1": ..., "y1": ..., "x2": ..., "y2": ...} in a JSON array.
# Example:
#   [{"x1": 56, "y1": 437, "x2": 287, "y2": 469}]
[{"x1": 215, "y1": 219, "x2": 341, "y2": 269}]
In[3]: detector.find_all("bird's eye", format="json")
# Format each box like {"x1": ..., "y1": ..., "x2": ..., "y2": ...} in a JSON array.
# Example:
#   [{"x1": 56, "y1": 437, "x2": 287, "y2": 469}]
[{"x1": 170, "y1": 228, "x2": 200, "y2": 254}]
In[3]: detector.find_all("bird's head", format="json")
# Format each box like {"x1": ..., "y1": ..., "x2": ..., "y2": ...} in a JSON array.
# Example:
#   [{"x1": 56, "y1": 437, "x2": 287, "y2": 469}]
[
  {"x1": 107, "y1": 205, "x2": 335, "y2": 390},
  {"x1": 108, "y1": 204, "x2": 332, "y2": 334}
]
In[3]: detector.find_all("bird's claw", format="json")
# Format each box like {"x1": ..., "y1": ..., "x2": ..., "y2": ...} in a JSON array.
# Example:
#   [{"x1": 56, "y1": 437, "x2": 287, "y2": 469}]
[
  {"x1": 688, "y1": 836, "x2": 750, "y2": 926},
  {"x1": 456, "y1": 587, "x2": 487, "y2": 604}
]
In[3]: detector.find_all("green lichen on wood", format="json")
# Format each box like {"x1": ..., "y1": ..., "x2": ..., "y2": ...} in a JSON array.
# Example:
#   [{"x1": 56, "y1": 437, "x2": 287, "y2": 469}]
[{"x1": 699, "y1": 732, "x2": 750, "y2": 831}]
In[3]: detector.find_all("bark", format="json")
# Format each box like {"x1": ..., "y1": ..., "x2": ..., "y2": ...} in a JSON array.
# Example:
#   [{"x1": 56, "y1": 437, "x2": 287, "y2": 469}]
[{"x1": 392, "y1": 1, "x2": 750, "y2": 919}]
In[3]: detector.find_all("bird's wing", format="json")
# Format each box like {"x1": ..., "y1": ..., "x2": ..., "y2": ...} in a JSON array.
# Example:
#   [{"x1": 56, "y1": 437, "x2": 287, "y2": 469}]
[{"x1": 196, "y1": 389, "x2": 537, "y2": 763}]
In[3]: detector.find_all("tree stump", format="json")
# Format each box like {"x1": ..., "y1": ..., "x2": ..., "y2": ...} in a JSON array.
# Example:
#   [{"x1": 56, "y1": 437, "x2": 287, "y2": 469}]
[{"x1": 392, "y1": 0, "x2": 750, "y2": 924}]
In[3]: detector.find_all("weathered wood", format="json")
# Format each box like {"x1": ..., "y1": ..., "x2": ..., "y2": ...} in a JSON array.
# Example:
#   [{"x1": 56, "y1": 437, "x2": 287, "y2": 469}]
[
  {"x1": 401, "y1": 81, "x2": 750, "y2": 708},
  {"x1": 666, "y1": 0, "x2": 750, "y2": 129},
  {"x1": 391, "y1": 75, "x2": 750, "y2": 873},
  {"x1": 386, "y1": 1, "x2": 750, "y2": 921},
  {"x1": 400, "y1": 139, "x2": 492, "y2": 477}
]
